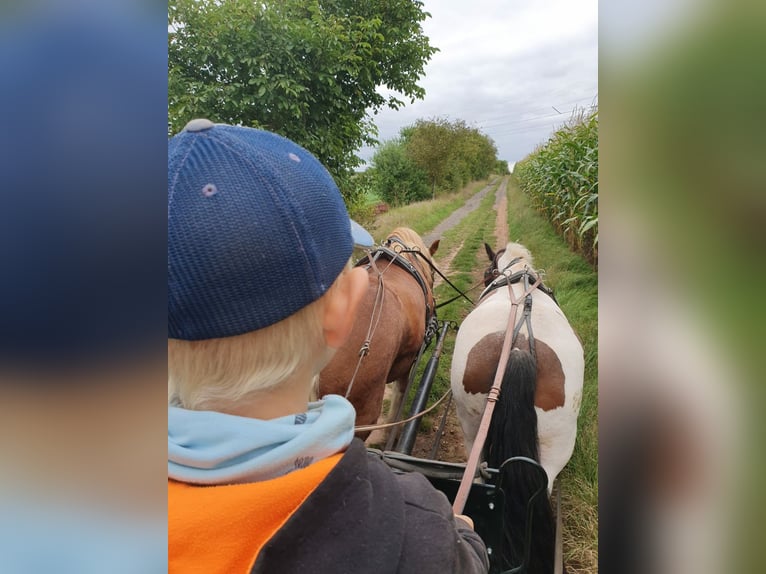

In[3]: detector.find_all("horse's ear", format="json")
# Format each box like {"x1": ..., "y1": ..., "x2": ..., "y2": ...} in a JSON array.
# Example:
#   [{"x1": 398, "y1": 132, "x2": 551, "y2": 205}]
[
  {"x1": 485, "y1": 243, "x2": 495, "y2": 262},
  {"x1": 429, "y1": 239, "x2": 440, "y2": 256}
]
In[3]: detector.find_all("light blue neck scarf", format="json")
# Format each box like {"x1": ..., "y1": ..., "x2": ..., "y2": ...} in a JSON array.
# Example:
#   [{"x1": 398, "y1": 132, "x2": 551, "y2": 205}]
[{"x1": 168, "y1": 394, "x2": 356, "y2": 485}]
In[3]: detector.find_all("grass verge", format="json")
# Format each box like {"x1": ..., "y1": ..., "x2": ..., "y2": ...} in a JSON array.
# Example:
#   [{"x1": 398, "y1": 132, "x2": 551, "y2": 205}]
[
  {"x1": 371, "y1": 178, "x2": 492, "y2": 240},
  {"x1": 403, "y1": 178, "x2": 501, "y2": 426},
  {"x1": 505, "y1": 176, "x2": 598, "y2": 574}
]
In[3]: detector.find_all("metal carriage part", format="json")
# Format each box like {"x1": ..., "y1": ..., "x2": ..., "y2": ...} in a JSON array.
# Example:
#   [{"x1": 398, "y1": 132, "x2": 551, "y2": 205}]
[
  {"x1": 379, "y1": 318, "x2": 453, "y2": 453},
  {"x1": 366, "y1": 451, "x2": 554, "y2": 574},
  {"x1": 394, "y1": 320, "x2": 452, "y2": 454}
]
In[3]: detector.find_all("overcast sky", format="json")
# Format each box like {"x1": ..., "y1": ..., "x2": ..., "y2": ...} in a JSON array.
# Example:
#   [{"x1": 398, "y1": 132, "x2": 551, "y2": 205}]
[{"x1": 357, "y1": 0, "x2": 598, "y2": 167}]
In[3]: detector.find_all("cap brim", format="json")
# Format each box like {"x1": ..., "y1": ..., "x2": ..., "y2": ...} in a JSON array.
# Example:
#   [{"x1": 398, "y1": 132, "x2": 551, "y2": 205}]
[{"x1": 350, "y1": 219, "x2": 374, "y2": 248}]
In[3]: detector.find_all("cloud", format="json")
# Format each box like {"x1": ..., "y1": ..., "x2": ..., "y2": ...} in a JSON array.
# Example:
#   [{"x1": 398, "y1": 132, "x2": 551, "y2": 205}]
[{"x1": 358, "y1": 0, "x2": 597, "y2": 165}]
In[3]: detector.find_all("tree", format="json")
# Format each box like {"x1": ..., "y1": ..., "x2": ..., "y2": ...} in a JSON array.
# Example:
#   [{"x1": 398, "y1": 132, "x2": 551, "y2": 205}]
[
  {"x1": 168, "y1": 0, "x2": 437, "y2": 187},
  {"x1": 370, "y1": 139, "x2": 428, "y2": 206},
  {"x1": 405, "y1": 118, "x2": 498, "y2": 196},
  {"x1": 406, "y1": 118, "x2": 454, "y2": 197}
]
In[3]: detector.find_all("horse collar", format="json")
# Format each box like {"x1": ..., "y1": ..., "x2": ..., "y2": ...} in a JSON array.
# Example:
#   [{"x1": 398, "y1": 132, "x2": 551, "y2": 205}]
[
  {"x1": 479, "y1": 266, "x2": 557, "y2": 305},
  {"x1": 479, "y1": 266, "x2": 533, "y2": 301},
  {"x1": 355, "y1": 243, "x2": 435, "y2": 329}
]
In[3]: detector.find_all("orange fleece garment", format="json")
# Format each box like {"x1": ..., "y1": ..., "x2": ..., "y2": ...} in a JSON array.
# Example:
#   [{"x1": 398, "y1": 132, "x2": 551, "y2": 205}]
[{"x1": 168, "y1": 453, "x2": 342, "y2": 574}]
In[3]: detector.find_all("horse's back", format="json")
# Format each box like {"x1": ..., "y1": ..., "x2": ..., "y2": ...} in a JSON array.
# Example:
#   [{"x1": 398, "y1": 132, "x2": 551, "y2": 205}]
[
  {"x1": 450, "y1": 288, "x2": 584, "y2": 485},
  {"x1": 451, "y1": 289, "x2": 582, "y2": 392},
  {"x1": 318, "y1": 267, "x2": 425, "y2": 426}
]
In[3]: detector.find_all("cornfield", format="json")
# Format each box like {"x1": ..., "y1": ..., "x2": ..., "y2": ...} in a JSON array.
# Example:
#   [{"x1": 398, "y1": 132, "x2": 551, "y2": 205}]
[{"x1": 514, "y1": 107, "x2": 598, "y2": 266}]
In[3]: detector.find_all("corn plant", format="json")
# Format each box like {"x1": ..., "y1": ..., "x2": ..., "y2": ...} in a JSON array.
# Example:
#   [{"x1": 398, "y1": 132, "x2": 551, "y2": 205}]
[{"x1": 514, "y1": 107, "x2": 598, "y2": 265}]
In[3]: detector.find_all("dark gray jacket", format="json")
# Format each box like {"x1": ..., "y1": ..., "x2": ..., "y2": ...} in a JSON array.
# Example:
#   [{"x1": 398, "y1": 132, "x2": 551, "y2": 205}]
[{"x1": 252, "y1": 439, "x2": 490, "y2": 574}]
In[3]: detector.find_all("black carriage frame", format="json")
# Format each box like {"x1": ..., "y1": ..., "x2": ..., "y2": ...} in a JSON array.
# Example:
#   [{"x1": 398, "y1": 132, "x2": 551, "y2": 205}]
[{"x1": 367, "y1": 449, "x2": 552, "y2": 574}]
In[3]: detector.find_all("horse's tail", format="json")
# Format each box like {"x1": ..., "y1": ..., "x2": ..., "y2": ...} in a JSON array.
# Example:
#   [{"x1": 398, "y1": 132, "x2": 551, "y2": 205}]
[{"x1": 487, "y1": 347, "x2": 555, "y2": 574}]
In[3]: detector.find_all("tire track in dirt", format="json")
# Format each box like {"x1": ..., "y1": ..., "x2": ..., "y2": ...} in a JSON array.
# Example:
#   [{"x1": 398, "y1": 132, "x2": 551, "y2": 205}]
[
  {"x1": 432, "y1": 239, "x2": 464, "y2": 289},
  {"x1": 427, "y1": 176, "x2": 502, "y2": 289},
  {"x1": 410, "y1": 176, "x2": 510, "y2": 462},
  {"x1": 494, "y1": 176, "x2": 509, "y2": 248}
]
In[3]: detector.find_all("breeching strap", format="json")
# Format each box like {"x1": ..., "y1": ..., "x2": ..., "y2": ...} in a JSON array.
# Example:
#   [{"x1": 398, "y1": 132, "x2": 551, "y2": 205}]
[{"x1": 452, "y1": 273, "x2": 542, "y2": 514}]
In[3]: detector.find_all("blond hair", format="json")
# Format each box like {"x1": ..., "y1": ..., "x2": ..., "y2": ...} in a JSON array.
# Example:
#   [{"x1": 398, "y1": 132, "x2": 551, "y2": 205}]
[{"x1": 169, "y1": 265, "x2": 349, "y2": 410}]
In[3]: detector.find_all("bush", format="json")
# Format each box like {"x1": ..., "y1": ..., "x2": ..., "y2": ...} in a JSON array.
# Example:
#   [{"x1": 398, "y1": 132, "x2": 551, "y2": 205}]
[
  {"x1": 406, "y1": 118, "x2": 497, "y2": 197},
  {"x1": 339, "y1": 171, "x2": 376, "y2": 228},
  {"x1": 369, "y1": 139, "x2": 429, "y2": 206}
]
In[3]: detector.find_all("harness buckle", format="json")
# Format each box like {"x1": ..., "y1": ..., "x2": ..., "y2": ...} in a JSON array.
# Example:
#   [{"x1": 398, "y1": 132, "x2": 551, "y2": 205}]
[{"x1": 523, "y1": 294, "x2": 533, "y2": 314}]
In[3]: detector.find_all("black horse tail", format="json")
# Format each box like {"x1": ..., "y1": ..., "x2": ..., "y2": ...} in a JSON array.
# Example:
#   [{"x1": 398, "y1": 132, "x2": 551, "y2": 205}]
[{"x1": 486, "y1": 347, "x2": 555, "y2": 574}]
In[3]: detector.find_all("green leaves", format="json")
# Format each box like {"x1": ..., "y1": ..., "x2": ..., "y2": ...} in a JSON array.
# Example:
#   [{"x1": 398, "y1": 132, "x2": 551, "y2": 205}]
[
  {"x1": 369, "y1": 138, "x2": 429, "y2": 206},
  {"x1": 367, "y1": 117, "x2": 498, "y2": 206},
  {"x1": 168, "y1": 0, "x2": 437, "y2": 190},
  {"x1": 405, "y1": 118, "x2": 498, "y2": 197},
  {"x1": 514, "y1": 108, "x2": 599, "y2": 265}
]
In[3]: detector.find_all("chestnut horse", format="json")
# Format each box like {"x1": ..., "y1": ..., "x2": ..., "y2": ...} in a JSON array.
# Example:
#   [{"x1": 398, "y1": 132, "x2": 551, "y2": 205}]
[
  {"x1": 450, "y1": 242, "x2": 584, "y2": 574},
  {"x1": 318, "y1": 227, "x2": 439, "y2": 440}
]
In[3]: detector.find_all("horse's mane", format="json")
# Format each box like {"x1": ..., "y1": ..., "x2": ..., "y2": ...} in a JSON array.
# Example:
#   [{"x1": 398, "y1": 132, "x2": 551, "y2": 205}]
[
  {"x1": 387, "y1": 226, "x2": 434, "y2": 288},
  {"x1": 498, "y1": 242, "x2": 535, "y2": 270},
  {"x1": 388, "y1": 227, "x2": 433, "y2": 264}
]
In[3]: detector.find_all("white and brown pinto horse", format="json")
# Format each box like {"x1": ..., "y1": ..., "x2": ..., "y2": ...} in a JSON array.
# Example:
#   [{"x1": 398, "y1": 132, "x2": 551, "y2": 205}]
[
  {"x1": 451, "y1": 242, "x2": 583, "y2": 574},
  {"x1": 318, "y1": 227, "x2": 439, "y2": 440}
]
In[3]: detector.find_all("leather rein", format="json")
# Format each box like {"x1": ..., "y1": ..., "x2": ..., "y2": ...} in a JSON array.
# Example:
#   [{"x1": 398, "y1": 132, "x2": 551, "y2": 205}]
[{"x1": 453, "y1": 263, "x2": 544, "y2": 514}]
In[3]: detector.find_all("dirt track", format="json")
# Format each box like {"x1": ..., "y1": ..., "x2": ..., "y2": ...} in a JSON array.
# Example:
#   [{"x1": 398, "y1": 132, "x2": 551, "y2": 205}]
[{"x1": 493, "y1": 177, "x2": 509, "y2": 247}]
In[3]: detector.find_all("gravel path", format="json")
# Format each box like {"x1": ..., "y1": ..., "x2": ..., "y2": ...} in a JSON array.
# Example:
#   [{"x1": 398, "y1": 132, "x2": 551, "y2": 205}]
[
  {"x1": 427, "y1": 175, "x2": 509, "y2": 288},
  {"x1": 422, "y1": 176, "x2": 500, "y2": 246}
]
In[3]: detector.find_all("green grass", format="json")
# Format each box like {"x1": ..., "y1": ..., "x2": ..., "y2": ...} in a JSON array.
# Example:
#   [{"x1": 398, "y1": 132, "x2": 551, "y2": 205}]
[
  {"x1": 401, "y1": 178, "x2": 501, "y2": 424},
  {"x1": 363, "y1": 188, "x2": 383, "y2": 206},
  {"x1": 367, "y1": 177, "x2": 497, "y2": 448},
  {"x1": 371, "y1": 178, "x2": 492, "y2": 240},
  {"x1": 505, "y1": 176, "x2": 598, "y2": 574}
]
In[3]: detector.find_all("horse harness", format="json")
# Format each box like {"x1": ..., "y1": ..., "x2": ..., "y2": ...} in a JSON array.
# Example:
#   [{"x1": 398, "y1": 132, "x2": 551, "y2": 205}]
[
  {"x1": 355, "y1": 236, "x2": 436, "y2": 335},
  {"x1": 453, "y1": 261, "x2": 546, "y2": 514},
  {"x1": 343, "y1": 238, "x2": 437, "y2": 400},
  {"x1": 478, "y1": 257, "x2": 556, "y2": 361},
  {"x1": 481, "y1": 256, "x2": 557, "y2": 304}
]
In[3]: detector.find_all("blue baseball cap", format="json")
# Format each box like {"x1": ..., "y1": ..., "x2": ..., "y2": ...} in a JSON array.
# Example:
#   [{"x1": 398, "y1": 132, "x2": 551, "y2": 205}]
[{"x1": 168, "y1": 120, "x2": 373, "y2": 340}]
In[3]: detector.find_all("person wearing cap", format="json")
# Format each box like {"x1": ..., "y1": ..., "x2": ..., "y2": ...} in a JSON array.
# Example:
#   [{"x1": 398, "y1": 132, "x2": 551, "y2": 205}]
[{"x1": 167, "y1": 120, "x2": 490, "y2": 573}]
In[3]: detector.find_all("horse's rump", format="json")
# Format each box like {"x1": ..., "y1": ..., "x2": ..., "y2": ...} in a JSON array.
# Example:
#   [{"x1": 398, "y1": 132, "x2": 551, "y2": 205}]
[{"x1": 450, "y1": 242, "x2": 584, "y2": 574}]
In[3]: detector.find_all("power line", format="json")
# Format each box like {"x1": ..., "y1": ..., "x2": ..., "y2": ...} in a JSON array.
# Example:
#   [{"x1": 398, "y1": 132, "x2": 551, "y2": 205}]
[
  {"x1": 480, "y1": 98, "x2": 597, "y2": 133},
  {"x1": 479, "y1": 109, "x2": 580, "y2": 130},
  {"x1": 472, "y1": 95, "x2": 596, "y2": 127},
  {"x1": 491, "y1": 116, "x2": 580, "y2": 134},
  {"x1": 472, "y1": 95, "x2": 592, "y2": 123}
]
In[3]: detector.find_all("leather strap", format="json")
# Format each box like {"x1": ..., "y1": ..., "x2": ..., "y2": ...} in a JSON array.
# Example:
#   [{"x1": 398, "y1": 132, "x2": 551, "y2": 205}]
[{"x1": 452, "y1": 273, "x2": 541, "y2": 514}]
